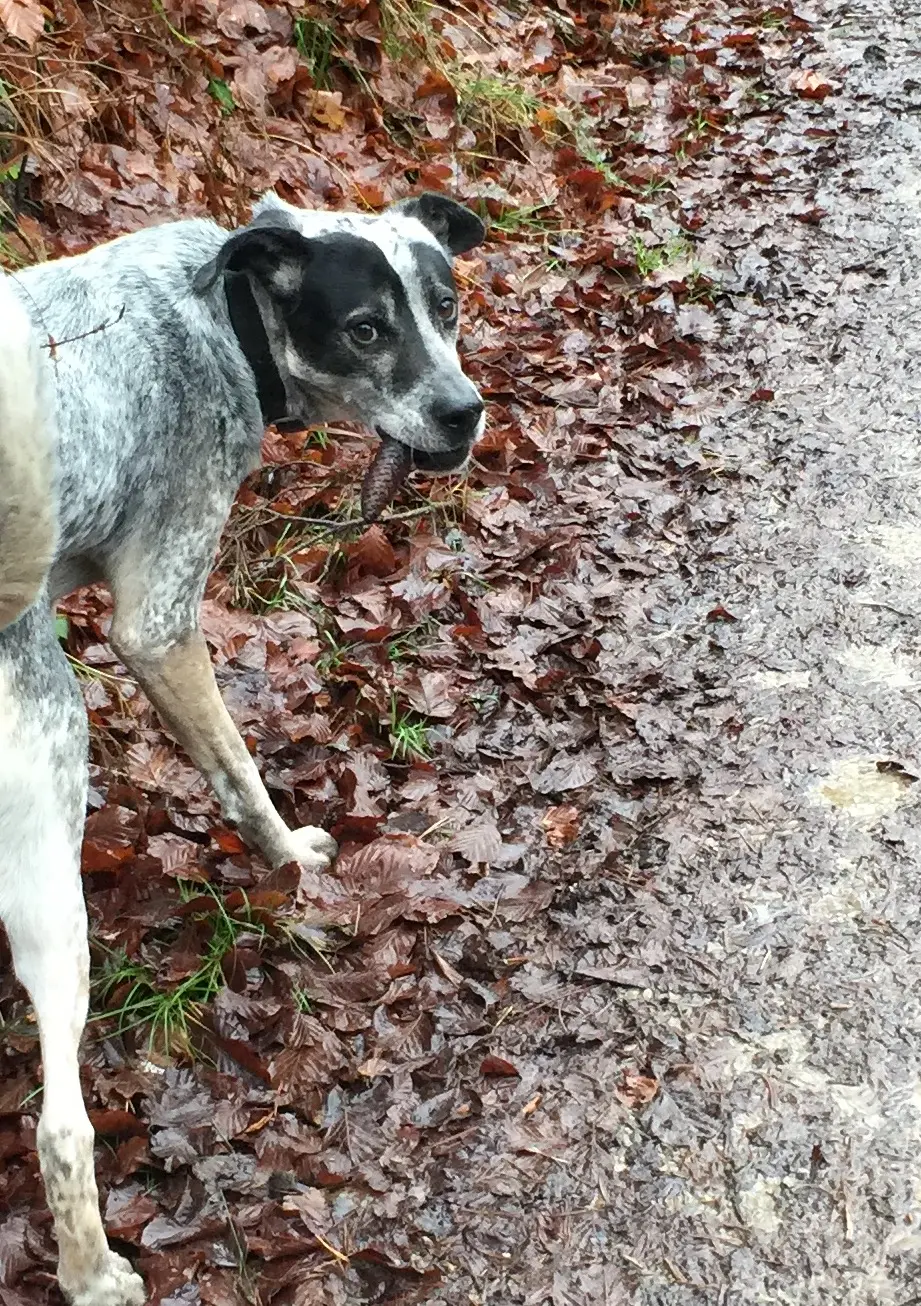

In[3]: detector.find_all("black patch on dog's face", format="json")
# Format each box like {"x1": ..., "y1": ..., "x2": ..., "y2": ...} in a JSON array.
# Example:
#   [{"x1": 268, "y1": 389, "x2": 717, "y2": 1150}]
[
  {"x1": 279, "y1": 233, "x2": 426, "y2": 383},
  {"x1": 207, "y1": 208, "x2": 486, "y2": 465}
]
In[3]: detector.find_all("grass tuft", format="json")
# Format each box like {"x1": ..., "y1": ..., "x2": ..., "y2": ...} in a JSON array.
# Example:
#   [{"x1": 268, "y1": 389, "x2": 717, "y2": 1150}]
[
  {"x1": 389, "y1": 694, "x2": 432, "y2": 761},
  {"x1": 632, "y1": 233, "x2": 693, "y2": 277},
  {"x1": 92, "y1": 886, "x2": 266, "y2": 1055},
  {"x1": 293, "y1": 16, "x2": 338, "y2": 88}
]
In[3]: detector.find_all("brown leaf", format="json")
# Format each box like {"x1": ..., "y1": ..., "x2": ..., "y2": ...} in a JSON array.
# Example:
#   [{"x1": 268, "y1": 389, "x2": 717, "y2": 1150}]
[
  {"x1": 309, "y1": 89, "x2": 346, "y2": 129},
  {"x1": 216, "y1": 0, "x2": 269, "y2": 39},
  {"x1": 147, "y1": 833, "x2": 202, "y2": 876},
  {"x1": 790, "y1": 69, "x2": 835, "y2": 100},
  {"x1": 0, "y1": 0, "x2": 44, "y2": 47},
  {"x1": 0, "y1": 1215, "x2": 36, "y2": 1286},
  {"x1": 481, "y1": 1055, "x2": 520, "y2": 1077},
  {"x1": 89, "y1": 1109, "x2": 148, "y2": 1137},
  {"x1": 615, "y1": 1069, "x2": 659, "y2": 1108},
  {"x1": 103, "y1": 1185, "x2": 158, "y2": 1242},
  {"x1": 706, "y1": 604, "x2": 738, "y2": 623},
  {"x1": 540, "y1": 804, "x2": 581, "y2": 848},
  {"x1": 349, "y1": 525, "x2": 397, "y2": 576},
  {"x1": 403, "y1": 670, "x2": 458, "y2": 719},
  {"x1": 414, "y1": 70, "x2": 455, "y2": 100},
  {"x1": 531, "y1": 752, "x2": 599, "y2": 794},
  {"x1": 449, "y1": 820, "x2": 503, "y2": 865}
]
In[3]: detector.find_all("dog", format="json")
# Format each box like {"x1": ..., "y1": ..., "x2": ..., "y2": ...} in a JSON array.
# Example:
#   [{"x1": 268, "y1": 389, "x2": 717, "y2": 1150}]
[{"x1": 0, "y1": 191, "x2": 486, "y2": 1306}]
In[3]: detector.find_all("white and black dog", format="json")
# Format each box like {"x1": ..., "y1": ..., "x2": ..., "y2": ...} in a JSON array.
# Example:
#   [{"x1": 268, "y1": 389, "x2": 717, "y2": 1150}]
[{"x1": 0, "y1": 191, "x2": 485, "y2": 1306}]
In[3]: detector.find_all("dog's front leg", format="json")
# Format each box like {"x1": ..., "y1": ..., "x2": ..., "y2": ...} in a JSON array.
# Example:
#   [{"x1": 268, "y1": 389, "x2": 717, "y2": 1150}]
[{"x1": 111, "y1": 627, "x2": 337, "y2": 870}]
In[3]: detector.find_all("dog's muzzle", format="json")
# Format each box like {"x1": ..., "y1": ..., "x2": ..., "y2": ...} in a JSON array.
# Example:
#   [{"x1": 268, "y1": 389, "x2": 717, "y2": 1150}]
[
  {"x1": 411, "y1": 444, "x2": 473, "y2": 473},
  {"x1": 374, "y1": 419, "x2": 480, "y2": 475},
  {"x1": 430, "y1": 395, "x2": 484, "y2": 448}
]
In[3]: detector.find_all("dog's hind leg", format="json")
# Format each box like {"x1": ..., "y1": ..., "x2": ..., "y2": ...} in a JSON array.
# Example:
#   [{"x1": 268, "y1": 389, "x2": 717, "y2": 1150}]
[{"x1": 0, "y1": 611, "x2": 145, "y2": 1306}]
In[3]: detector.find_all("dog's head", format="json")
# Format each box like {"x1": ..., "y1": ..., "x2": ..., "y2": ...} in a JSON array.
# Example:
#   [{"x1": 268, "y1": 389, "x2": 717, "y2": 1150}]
[{"x1": 194, "y1": 192, "x2": 486, "y2": 473}]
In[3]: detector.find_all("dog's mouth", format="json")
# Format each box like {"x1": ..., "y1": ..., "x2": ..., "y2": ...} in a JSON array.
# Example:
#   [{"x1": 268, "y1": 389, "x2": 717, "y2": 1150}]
[
  {"x1": 374, "y1": 427, "x2": 471, "y2": 473},
  {"x1": 409, "y1": 445, "x2": 471, "y2": 473},
  {"x1": 360, "y1": 429, "x2": 470, "y2": 522}
]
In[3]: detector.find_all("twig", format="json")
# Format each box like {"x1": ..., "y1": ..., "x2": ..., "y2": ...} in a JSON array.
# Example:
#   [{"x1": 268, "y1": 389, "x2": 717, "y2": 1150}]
[
  {"x1": 45, "y1": 306, "x2": 126, "y2": 357},
  {"x1": 853, "y1": 597, "x2": 918, "y2": 620},
  {"x1": 259, "y1": 502, "x2": 456, "y2": 532},
  {"x1": 312, "y1": 1232, "x2": 350, "y2": 1265}
]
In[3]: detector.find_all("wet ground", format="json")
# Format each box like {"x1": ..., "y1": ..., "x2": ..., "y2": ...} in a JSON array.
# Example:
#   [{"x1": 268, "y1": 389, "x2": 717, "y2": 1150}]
[
  {"x1": 4, "y1": 3, "x2": 921, "y2": 1304},
  {"x1": 416, "y1": 4, "x2": 921, "y2": 1302}
]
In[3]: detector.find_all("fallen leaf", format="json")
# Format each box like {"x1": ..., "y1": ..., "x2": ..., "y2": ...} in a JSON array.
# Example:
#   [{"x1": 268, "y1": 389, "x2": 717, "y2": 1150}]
[
  {"x1": 790, "y1": 69, "x2": 835, "y2": 100},
  {"x1": 540, "y1": 804, "x2": 581, "y2": 847},
  {"x1": 615, "y1": 1069, "x2": 660, "y2": 1108},
  {"x1": 481, "y1": 1055, "x2": 520, "y2": 1077},
  {"x1": 0, "y1": 0, "x2": 43, "y2": 46}
]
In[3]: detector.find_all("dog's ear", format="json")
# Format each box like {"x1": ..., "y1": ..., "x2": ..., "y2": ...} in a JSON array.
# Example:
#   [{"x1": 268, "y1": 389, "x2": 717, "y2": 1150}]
[
  {"x1": 394, "y1": 193, "x2": 486, "y2": 256},
  {"x1": 193, "y1": 221, "x2": 314, "y2": 296}
]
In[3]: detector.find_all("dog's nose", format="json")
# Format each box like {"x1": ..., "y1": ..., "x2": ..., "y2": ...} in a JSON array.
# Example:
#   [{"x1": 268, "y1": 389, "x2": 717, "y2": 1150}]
[{"x1": 431, "y1": 395, "x2": 484, "y2": 444}]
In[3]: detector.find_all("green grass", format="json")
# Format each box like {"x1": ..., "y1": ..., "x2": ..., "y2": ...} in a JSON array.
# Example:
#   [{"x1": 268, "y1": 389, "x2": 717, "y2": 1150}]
[
  {"x1": 379, "y1": 0, "x2": 539, "y2": 146},
  {"x1": 632, "y1": 233, "x2": 693, "y2": 277},
  {"x1": 487, "y1": 202, "x2": 560, "y2": 236},
  {"x1": 0, "y1": 228, "x2": 31, "y2": 270},
  {"x1": 389, "y1": 694, "x2": 431, "y2": 761},
  {"x1": 247, "y1": 560, "x2": 306, "y2": 614},
  {"x1": 316, "y1": 629, "x2": 351, "y2": 676},
  {"x1": 208, "y1": 77, "x2": 235, "y2": 115},
  {"x1": 92, "y1": 886, "x2": 267, "y2": 1054},
  {"x1": 292, "y1": 985, "x2": 313, "y2": 1013},
  {"x1": 685, "y1": 108, "x2": 721, "y2": 142},
  {"x1": 65, "y1": 652, "x2": 128, "y2": 690},
  {"x1": 222, "y1": 514, "x2": 347, "y2": 613},
  {"x1": 457, "y1": 76, "x2": 540, "y2": 136},
  {"x1": 293, "y1": 16, "x2": 337, "y2": 88},
  {"x1": 466, "y1": 687, "x2": 501, "y2": 716},
  {"x1": 682, "y1": 269, "x2": 716, "y2": 303},
  {"x1": 385, "y1": 618, "x2": 438, "y2": 663},
  {"x1": 151, "y1": 0, "x2": 198, "y2": 46},
  {"x1": 562, "y1": 110, "x2": 635, "y2": 189},
  {"x1": 380, "y1": 0, "x2": 435, "y2": 61}
]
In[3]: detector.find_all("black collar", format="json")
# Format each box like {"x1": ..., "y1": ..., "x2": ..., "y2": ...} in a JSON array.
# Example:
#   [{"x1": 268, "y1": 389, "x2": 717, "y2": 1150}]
[{"x1": 224, "y1": 271, "x2": 303, "y2": 432}]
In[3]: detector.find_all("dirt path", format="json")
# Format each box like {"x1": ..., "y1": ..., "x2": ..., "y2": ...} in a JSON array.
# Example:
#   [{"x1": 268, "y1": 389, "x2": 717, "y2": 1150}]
[
  {"x1": 416, "y1": 5, "x2": 921, "y2": 1304},
  {"x1": 667, "y1": 5, "x2": 921, "y2": 1300},
  {"x1": 593, "y1": 4, "x2": 921, "y2": 1302}
]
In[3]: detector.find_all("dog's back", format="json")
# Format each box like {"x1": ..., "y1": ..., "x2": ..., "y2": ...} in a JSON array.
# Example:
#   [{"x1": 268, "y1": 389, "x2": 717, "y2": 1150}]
[{"x1": 0, "y1": 276, "x2": 57, "y2": 630}]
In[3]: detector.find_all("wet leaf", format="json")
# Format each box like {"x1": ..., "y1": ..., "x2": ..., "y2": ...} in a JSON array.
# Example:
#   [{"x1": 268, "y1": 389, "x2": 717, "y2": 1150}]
[
  {"x1": 480, "y1": 1055, "x2": 520, "y2": 1078},
  {"x1": 0, "y1": 0, "x2": 43, "y2": 47}
]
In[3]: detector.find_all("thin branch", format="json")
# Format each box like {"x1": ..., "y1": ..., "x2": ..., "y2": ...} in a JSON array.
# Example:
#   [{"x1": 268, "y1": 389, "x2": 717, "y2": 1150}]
[{"x1": 45, "y1": 306, "x2": 126, "y2": 357}]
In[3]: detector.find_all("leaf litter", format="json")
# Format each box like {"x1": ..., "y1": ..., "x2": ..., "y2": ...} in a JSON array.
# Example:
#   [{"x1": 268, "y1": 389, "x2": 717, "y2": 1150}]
[{"x1": 0, "y1": 0, "x2": 869, "y2": 1301}]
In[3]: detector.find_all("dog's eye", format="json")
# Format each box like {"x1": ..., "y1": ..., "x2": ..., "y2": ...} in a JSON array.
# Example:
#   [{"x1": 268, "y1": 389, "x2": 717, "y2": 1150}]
[
  {"x1": 437, "y1": 296, "x2": 457, "y2": 323},
  {"x1": 350, "y1": 322, "x2": 378, "y2": 345}
]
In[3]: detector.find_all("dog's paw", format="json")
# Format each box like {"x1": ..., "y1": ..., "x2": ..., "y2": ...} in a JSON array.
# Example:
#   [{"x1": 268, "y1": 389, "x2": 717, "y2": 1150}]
[
  {"x1": 286, "y1": 825, "x2": 338, "y2": 870},
  {"x1": 63, "y1": 1252, "x2": 146, "y2": 1306}
]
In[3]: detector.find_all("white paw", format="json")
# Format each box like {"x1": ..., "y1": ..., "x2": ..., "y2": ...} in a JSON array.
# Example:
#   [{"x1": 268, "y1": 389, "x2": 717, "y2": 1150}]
[
  {"x1": 64, "y1": 1251, "x2": 146, "y2": 1306},
  {"x1": 286, "y1": 824, "x2": 338, "y2": 870}
]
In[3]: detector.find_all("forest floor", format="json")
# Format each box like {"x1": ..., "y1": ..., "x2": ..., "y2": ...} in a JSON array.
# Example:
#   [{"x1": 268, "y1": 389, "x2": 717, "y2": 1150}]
[{"x1": 2, "y1": 1, "x2": 919, "y2": 1303}]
